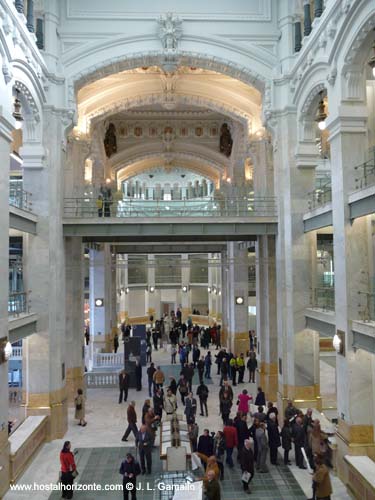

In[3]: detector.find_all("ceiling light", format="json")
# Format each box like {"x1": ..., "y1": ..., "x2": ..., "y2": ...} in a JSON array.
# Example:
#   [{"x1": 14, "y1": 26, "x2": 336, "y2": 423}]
[
  {"x1": 226, "y1": 177, "x2": 231, "y2": 183},
  {"x1": 316, "y1": 91, "x2": 327, "y2": 131},
  {"x1": 125, "y1": 287, "x2": 130, "y2": 294},
  {"x1": 207, "y1": 287, "x2": 211, "y2": 293},
  {"x1": 95, "y1": 298, "x2": 104, "y2": 307},
  {"x1": 106, "y1": 178, "x2": 111, "y2": 184},
  {"x1": 235, "y1": 296, "x2": 244, "y2": 305},
  {"x1": 218, "y1": 290, "x2": 222, "y2": 296},
  {"x1": 182, "y1": 285, "x2": 188, "y2": 292},
  {"x1": 149, "y1": 286, "x2": 155, "y2": 293}
]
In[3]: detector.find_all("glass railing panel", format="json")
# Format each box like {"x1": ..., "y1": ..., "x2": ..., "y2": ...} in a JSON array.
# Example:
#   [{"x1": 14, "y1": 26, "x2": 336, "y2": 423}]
[{"x1": 310, "y1": 286, "x2": 335, "y2": 311}]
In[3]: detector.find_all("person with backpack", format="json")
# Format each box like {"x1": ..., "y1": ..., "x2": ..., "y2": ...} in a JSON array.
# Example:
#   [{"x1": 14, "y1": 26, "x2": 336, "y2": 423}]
[
  {"x1": 119, "y1": 452, "x2": 141, "y2": 500},
  {"x1": 197, "y1": 380, "x2": 209, "y2": 416}
]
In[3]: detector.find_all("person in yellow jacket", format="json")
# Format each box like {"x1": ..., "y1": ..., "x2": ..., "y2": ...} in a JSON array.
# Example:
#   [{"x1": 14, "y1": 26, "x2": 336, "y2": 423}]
[
  {"x1": 236, "y1": 353, "x2": 245, "y2": 383},
  {"x1": 229, "y1": 356, "x2": 237, "y2": 386}
]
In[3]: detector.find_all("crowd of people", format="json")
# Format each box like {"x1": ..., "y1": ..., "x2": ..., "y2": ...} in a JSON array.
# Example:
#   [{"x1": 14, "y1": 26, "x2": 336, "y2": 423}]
[{"x1": 65, "y1": 316, "x2": 333, "y2": 500}]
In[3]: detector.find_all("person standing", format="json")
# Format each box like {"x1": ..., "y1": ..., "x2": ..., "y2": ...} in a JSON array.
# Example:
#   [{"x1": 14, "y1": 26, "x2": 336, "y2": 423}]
[
  {"x1": 119, "y1": 369, "x2": 129, "y2": 404},
  {"x1": 184, "y1": 392, "x2": 197, "y2": 424},
  {"x1": 163, "y1": 388, "x2": 177, "y2": 416},
  {"x1": 74, "y1": 389, "x2": 87, "y2": 426},
  {"x1": 197, "y1": 356, "x2": 205, "y2": 384},
  {"x1": 239, "y1": 439, "x2": 254, "y2": 494},
  {"x1": 254, "y1": 387, "x2": 266, "y2": 406},
  {"x1": 255, "y1": 422, "x2": 269, "y2": 473},
  {"x1": 192, "y1": 345, "x2": 200, "y2": 367},
  {"x1": 122, "y1": 401, "x2": 138, "y2": 441},
  {"x1": 119, "y1": 453, "x2": 141, "y2": 500},
  {"x1": 292, "y1": 416, "x2": 307, "y2": 469},
  {"x1": 113, "y1": 333, "x2": 119, "y2": 353},
  {"x1": 213, "y1": 430, "x2": 226, "y2": 480},
  {"x1": 60, "y1": 441, "x2": 77, "y2": 499},
  {"x1": 219, "y1": 358, "x2": 228, "y2": 387},
  {"x1": 146, "y1": 363, "x2": 156, "y2": 398},
  {"x1": 220, "y1": 391, "x2": 232, "y2": 425},
  {"x1": 236, "y1": 353, "x2": 245, "y2": 384},
  {"x1": 136, "y1": 425, "x2": 153, "y2": 474},
  {"x1": 171, "y1": 344, "x2": 177, "y2": 364},
  {"x1": 197, "y1": 381, "x2": 209, "y2": 417},
  {"x1": 237, "y1": 389, "x2": 252, "y2": 416},
  {"x1": 223, "y1": 419, "x2": 238, "y2": 468},
  {"x1": 188, "y1": 421, "x2": 199, "y2": 452},
  {"x1": 205, "y1": 469, "x2": 221, "y2": 500},
  {"x1": 266, "y1": 401, "x2": 279, "y2": 425},
  {"x1": 280, "y1": 418, "x2": 292, "y2": 465},
  {"x1": 146, "y1": 342, "x2": 152, "y2": 363},
  {"x1": 229, "y1": 356, "x2": 237, "y2": 386},
  {"x1": 285, "y1": 400, "x2": 299, "y2": 421},
  {"x1": 247, "y1": 350, "x2": 257, "y2": 383},
  {"x1": 135, "y1": 359, "x2": 142, "y2": 391},
  {"x1": 204, "y1": 351, "x2": 212, "y2": 379},
  {"x1": 197, "y1": 429, "x2": 214, "y2": 458},
  {"x1": 153, "y1": 388, "x2": 164, "y2": 419},
  {"x1": 153, "y1": 366, "x2": 165, "y2": 391},
  {"x1": 267, "y1": 413, "x2": 281, "y2": 465},
  {"x1": 311, "y1": 454, "x2": 332, "y2": 500}
]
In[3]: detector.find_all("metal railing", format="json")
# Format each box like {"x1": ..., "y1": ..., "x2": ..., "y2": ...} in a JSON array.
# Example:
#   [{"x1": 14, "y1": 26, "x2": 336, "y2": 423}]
[
  {"x1": 354, "y1": 150, "x2": 375, "y2": 191},
  {"x1": 357, "y1": 291, "x2": 375, "y2": 322},
  {"x1": 310, "y1": 286, "x2": 335, "y2": 311},
  {"x1": 9, "y1": 186, "x2": 33, "y2": 212},
  {"x1": 307, "y1": 183, "x2": 332, "y2": 211},
  {"x1": 63, "y1": 197, "x2": 277, "y2": 219},
  {"x1": 8, "y1": 292, "x2": 29, "y2": 316}
]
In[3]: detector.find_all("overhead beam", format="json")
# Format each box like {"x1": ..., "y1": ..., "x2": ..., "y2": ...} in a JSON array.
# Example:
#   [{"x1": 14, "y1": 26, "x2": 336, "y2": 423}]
[{"x1": 9, "y1": 207, "x2": 38, "y2": 234}]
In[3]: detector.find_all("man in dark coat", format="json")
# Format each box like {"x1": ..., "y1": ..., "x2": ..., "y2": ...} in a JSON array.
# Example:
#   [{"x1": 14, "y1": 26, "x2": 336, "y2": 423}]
[
  {"x1": 135, "y1": 359, "x2": 142, "y2": 391},
  {"x1": 197, "y1": 357, "x2": 205, "y2": 384},
  {"x1": 235, "y1": 414, "x2": 250, "y2": 458},
  {"x1": 247, "y1": 350, "x2": 257, "y2": 383},
  {"x1": 239, "y1": 439, "x2": 254, "y2": 493},
  {"x1": 184, "y1": 392, "x2": 197, "y2": 424},
  {"x1": 267, "y1": 413, "x2": 281, "y2": 465},
  {"x1": 136, "y1": 424, "x2": 153, "y2": 474},
  {"x1": 153, "y1": 388, "x2": 164, "y2": 418},
  {"x1": 197, "y1": 429, "x2": 214, "y2": 457},
  {"x1": 118, "y1": 369, "x2": 129, "y2": 404},
  {"x1": 122, "y1": 401, "x2": 138, "y2": 441},
  {"x1": 205, "y1": 469, "x2": 221, "y2": 500},
  {"x1": 292, "y1": 416, "x2": 307, "y2": 469},
  {"x1": 146, "y1": 362, "x2": 156, "y2": 398},
  {"x1": 192, "y1": 346, "x2": 200, "y2": 367},
  {"x1": 196, "y1": 381, "x2": 209, "y2": 416}
]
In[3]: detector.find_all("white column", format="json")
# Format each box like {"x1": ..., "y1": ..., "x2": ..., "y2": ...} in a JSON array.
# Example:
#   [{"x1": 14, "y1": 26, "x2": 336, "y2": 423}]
[{"x1": 181, "y1": 254, "x2": 191, "y2": 321}]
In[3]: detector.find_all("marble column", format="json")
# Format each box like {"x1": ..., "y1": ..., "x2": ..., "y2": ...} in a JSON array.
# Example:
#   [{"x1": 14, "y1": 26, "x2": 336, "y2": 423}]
[
  {"x1": 303, "y1": 0, "x2": 312, "y2": 36},
  {"x1": 181, "y1": 254, "x2": 191, "y2": 322},
  {"x1": 226, "y1": 242, "x2": 249, "y2": 355},
  {"x1": 22, "y1": 109, "x2": 69, "y2": 440},
  {"x1": 65, "y1": 237, "x2": 84, "y2": 403},
  {"x1": 0, "y1": 115, "x2": 12, "y2": 498},
  {"x1": 328, "y1": 107, "x2": 375, "y2": 479},
  {"x1": 26, "y1": 0, "x2": 34, "y2": 33},
  {"x1": 64, "y1": 136, "x2": 90, "y2": 198},
  {"x1": 256, "y1": 236, "x2": 278, "y2": 402},
  {"x1": 220, "y1": 250, "x2": 229, "y2": 347},
  {"x1": 274, "y1": 111, "x2": 320, "y2": 412}
]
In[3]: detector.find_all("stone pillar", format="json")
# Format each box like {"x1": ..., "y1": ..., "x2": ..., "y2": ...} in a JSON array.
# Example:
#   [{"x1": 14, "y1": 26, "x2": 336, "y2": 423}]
[
  {"x1": 256, "y1": 236, "x2": 278, "y2": 402},
  {"x1": 226, "y1": 242, "x2": 249, "y2": 355},
  {"x1": 181, "y1": 254, "x2": 191, "y2": 322},
  {"x1": 294, "y1": 20, "x2": 302, "y2": 52},
  {"x1": 303, "y1": 0, "x2": 312, "y2": 36},
  {"x1": 26, "y1": 0, "x2": 34, "y2": 32},
  {"x1": 250, "y1": 136, "x2": 274, "y2": 196},
  {"x1": 274, "y1": 110, "x2": 320, "y2": 412},
  {"x1": 0, "y1": 115, "x2": 12, "y2": 498},
  {"x1": 221, "y1": 250, "x2": 229, "y2": 347},
  {"x1": 22, "y1": 109, "x2": 68, "y2": 441},
  {"x1": 328, "y1": 107, "x2": 375, "y2": 479},
  {"x1": 64, "y1": 136, "x2": 90, "y2": 198},
  {"x1": 65, "y1": 237, "x2": 84, "y2": 403}
]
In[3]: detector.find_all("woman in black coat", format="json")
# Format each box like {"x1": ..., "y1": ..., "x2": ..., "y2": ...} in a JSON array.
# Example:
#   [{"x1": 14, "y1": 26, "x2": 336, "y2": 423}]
[
  {"x1": 240, "y1": 440, "x2": 254, "y2": 493},
  {"x1": 280, "y1": 418, "x2": 292, "y2": 465},
  {"x1": 254, "y1": 386, "x2": 266, "y2": 406},
  {"x1": 267, "y1": 414, "x2": 281, "y2": 465},
  {"x1": 248, "y1": 419, "x2": 259, "y2": 461}
]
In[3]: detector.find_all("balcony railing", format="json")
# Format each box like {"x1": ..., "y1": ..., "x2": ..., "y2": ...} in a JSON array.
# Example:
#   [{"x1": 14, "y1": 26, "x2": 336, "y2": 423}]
[
  {"x1": 307, "y1": 183, "x2": 332, "y2": 211},
  {"x1": 357, "y1": 291, "x2": 375, "y2": 322},
  {"x1": 310, "y1": 286, "x2": 335, "y2": 311},
  {"x1": 354, "y1": 151, "x2": 375, "y2": 191},
  {"x1": 9, "y1": 186, "x2": 33, "y2": 212},
  {"x1": 8, "y1": 292, "x2": 29, "y2": 316},
  {"x1": 64, "y1": 197, "x2": 277, "y2": 219}
]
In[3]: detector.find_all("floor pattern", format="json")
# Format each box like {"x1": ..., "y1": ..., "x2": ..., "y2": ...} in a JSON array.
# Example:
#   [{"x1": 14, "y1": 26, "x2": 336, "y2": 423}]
[{"x1": 49, "y1": 447, "x2": 307, "y2": 499}]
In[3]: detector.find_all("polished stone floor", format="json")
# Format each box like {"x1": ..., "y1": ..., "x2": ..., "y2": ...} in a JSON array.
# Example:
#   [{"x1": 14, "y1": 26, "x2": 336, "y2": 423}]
[{"x1": 5, "y1": 344, "x2": 350, "y2": 500}]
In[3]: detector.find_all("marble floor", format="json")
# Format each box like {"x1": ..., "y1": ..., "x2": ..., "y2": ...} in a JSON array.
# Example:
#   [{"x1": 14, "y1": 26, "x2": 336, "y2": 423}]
[{"x1": 4, "y1": 345, "x2": 351, "y2": 500}]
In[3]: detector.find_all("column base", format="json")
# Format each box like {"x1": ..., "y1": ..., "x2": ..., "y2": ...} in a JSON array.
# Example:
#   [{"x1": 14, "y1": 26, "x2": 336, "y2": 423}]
[
  {"x1": 181, "y1": 308, "x2": 191, "y2": 323},
  {"x1": 233, "y1": 332, "x2": 249, "y2": 356},
  {"x1": 66, "y1": 366, "x2": 84, "y2": 405},
  {"x1": 0, "y1": 428, "x2": 10, "y2": 498},
  {"x1": 221, "y1": 327, "x2": 228, "y2": 348},
  {"x1": 277, "y1": 384, "x2": 322, "y2": 413},
  {"x1": 22, "y1": 387, "x2": 68, "y2": 441},
  {"x1": 259, "y1": 362, "x2": 278, "y2": 402},
  {"x1": 335, "y1": 419, "x2": 375, "y2": 485}
]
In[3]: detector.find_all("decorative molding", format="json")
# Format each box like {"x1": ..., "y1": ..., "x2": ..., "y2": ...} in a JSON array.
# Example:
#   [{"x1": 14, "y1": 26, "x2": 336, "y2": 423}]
[
  {"x1": 344, "y1": 14, "x2": 375, "y2": 65},
  {"x1": 14, "y1": 80, "x2": 40, "y2": 122},
  {"x1": 300, "y1": 82, "x2": 326, "y2": 115}
]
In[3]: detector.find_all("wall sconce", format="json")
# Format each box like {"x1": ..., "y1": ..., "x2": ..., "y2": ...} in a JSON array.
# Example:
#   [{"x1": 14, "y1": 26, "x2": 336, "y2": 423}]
[
  {"x1": 333, "y1": 330, "x2": 345, "y2": 355},
  {"x1": 182, "y1": 285, "x2": 188, "y2": 293},
  {"x1": 207, "y1": 287, "x2": 211, "y2": 293},
  {"x1": 95, "y1": 298, "x2": 104, "y2": 307},
  {"x1": 315, "y1": 91, "x2": 327, "y2": 130},
  {"x1": 235, "y1": 296, "x2": 244, "y2": 305},
  {"x1": 125, "y1": 287, "x2": 130, "y2": 294},
  {"x1": 149, "y1": 286, "x2": 155, "y2": 293},
  {"x1": 212, "y1": 286, "x2": 217, "y2": 295},
  {"x1": 218, "y1": 290, "x2": 222, "y2": 296}
]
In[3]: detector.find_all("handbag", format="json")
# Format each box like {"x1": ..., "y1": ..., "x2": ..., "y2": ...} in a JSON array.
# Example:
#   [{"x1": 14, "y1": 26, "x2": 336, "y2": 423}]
[
  {"x1": 72, "y1": 470, "x2": 79, "y2": 478},
  {"x1": 241, "y1": 471, "x2": 251, "y2": 483}
]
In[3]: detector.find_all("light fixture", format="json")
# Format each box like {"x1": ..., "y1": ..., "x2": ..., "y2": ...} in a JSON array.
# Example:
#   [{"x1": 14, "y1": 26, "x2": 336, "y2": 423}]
[
  {"x1": 182, "y1": 285, "x2": 188, "y2": 292},
  {"x1": 125, "y1": 287, "x2": 130, "y2": 294},
  {"x1": 149, "y1": 286, "x2": 155, "y2": 293},
  {"x1": 4, "y1": 341, "x2": 12, "y2": 360},
  {"x1": 12, "y1": 90, "x2": 23, "y2": 129},
  {"x1": 212, "y1": 286, "x2": 217, "y2": 295},
  {"x1": 95, "y1": 298, "x2": 104, "y2": 307},
  {"x1": 207, "y1": 287, "x2": 211, "y2": 293},
  {"x1": 106, "y1": 178, "x2": 111, "y2": 184},
  {"x1": 333, "y1": 330, "x2": 345, "y2": 355},
  {"x1": 218, "y1": 290, "x2": 222, "y2": 296},
  {"x1": 316, "y1": 91, "x2": 327, "y2": 131},
  {"x1": 368, "y1": 37, "x2": 375, "y2": 78},
  {"x1": 226, "y1": 177, "x2": 232, "y2": 183},
  {"x1": 235, "y1": 296, "x2": 244, "y2": 305}
]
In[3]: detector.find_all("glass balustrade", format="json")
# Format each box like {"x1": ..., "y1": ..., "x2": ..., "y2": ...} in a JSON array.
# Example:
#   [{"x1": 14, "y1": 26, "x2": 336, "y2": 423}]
[
  {"x1": 357, "y1": 291, "x2": 375, "y2": 322},
  {"x1": 8, "y1": 292, "x2": 28, "y2": 316},
  {"x1": 310, "y1": 286, "x2": 335, "y2": 311},
  {"x1": 307, "y1": 182, "x2": 332, "y2": 211},
  {"x1": 354, "y1": 148, "x2": 375, "y2": 191},
  {"x1": 63, "y1": 196, "x2": 277, "y2": 218},
  {"x1": 9, "y1": 181, "x2": 33, "y2": 212}
]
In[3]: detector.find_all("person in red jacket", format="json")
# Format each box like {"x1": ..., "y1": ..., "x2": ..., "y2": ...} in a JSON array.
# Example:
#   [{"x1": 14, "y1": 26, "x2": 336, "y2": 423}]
[
  {"x1": 60, "y1": 441, "x2": 77, "y2": 499},
  {"x1": 223, "y1": 419, "x2": 238, "y2": 468}
]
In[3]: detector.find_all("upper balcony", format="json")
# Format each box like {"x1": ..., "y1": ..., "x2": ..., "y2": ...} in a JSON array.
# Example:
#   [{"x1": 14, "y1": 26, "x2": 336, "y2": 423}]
[
  {"x1": 303, "y1": 179, "x2": 332, "y2": 232},
  {"x1": 62, "y1": 196, "x2": 278, "y2": 242},
  {"x1": 9, "y1": 181, "x2": 37, "y2": 234},
  {"x1": 349, "y1": 149, "x2": 375, "y2": 220}
]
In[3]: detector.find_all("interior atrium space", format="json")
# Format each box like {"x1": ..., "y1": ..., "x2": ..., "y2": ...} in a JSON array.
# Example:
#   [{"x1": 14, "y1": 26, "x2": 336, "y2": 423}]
[{"x1": 1, "y1": 1, "x2": 375, "y2": 499}]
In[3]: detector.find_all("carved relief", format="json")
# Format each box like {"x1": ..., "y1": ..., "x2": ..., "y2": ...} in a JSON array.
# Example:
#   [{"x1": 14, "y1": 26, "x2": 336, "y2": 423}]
[{"x1": 103, "y1": 123, "x2": 117, "y2": 157}]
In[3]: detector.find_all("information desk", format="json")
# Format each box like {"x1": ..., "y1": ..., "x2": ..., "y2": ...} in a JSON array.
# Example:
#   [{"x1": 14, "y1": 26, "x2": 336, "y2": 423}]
[{"x1": 159, "y1": 415, "x2": 192, "y2": 464}]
